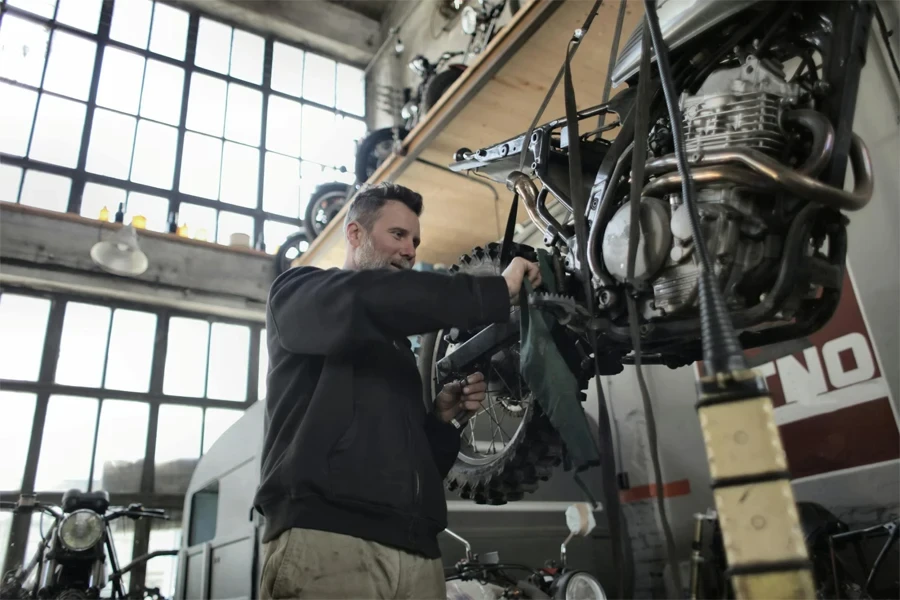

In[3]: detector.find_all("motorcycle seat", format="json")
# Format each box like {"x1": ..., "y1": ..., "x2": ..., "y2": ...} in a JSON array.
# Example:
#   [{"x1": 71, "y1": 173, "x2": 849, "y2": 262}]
[{"x1": 62, "y1": 489, "x2": 110, "y2": 514}]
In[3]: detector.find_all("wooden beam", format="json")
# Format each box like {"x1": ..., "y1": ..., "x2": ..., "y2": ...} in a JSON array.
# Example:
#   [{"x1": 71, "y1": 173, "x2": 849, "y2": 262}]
[{"x1": 298, "y1": 0, "x2": 644, "y2": 269}]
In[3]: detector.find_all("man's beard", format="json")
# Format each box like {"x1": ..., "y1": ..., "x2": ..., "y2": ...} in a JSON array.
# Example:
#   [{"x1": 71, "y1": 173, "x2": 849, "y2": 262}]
[{"x1": 355, "y1": 234, "x2": 411, "y2": 271}]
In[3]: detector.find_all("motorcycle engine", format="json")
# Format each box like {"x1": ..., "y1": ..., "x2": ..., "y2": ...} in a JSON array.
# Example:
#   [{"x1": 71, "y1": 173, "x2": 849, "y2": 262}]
[{"x1": 601, "y1": 55, "x2": 803, "y2": 319}]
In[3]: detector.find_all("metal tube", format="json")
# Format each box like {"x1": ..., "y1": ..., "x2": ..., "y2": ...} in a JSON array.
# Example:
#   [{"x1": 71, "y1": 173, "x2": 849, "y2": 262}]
[
  {"x1": 506, "y1": 171, "x2": 551, "y2": 237},
  {"x1": 587, "y1": 143, "x2": 633, "y2": 284},
  {"x1": 644, "y1": 165, "x2": 783, "y2": 196},
  {"x1": 644, "y1": 133, "x2": 873, "y2": 211},
  {"x1": 782, "y1": 109, "x2": 835, "y2": 177}
]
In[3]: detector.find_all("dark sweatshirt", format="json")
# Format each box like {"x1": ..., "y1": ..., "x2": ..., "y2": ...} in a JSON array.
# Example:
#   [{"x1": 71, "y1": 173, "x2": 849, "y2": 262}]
[{"x1": 252, "y1": 266, "x2": 510, "y2": 558}]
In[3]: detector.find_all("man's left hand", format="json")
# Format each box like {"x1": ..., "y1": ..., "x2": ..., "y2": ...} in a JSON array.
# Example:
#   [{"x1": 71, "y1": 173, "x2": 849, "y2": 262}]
[{"x1": 435, "y1": 372, "x2": 486, "y2": 425}]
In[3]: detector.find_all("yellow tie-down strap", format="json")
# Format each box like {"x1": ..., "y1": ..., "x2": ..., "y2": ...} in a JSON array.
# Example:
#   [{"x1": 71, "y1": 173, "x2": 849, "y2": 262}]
[{"x1": 696, "y1": 371, "x2": 816, "y2": 599}]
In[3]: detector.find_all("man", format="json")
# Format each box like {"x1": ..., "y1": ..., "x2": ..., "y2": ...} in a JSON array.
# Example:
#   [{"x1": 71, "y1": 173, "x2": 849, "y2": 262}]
[{"x1": 254, "y1": 182, "x2": 540, "y2": 599}]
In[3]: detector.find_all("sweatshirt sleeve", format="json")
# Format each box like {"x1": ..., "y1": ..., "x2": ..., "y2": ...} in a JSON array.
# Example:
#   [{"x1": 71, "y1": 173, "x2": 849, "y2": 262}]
[
  {"x1": 423, "y1": 412, "x2": 462, "y2": 479},
  {"x1": 268, "y1": 266, "x2": 510, "y2": 355}
]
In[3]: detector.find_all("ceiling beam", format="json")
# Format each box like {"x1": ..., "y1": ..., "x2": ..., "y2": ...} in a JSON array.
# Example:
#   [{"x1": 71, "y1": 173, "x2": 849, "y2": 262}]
[{"x1": 166, "y1": 0, "x2": 382, "y2": 66}]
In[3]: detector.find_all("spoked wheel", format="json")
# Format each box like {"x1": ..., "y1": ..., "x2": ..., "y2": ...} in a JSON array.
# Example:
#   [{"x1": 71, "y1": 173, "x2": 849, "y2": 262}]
[
  {"x1": 417, "y1": 243, "x2": 564, "y2": 505},
  {"x1": 304, "y1": 182, "x2": 352, "y2": 240}
]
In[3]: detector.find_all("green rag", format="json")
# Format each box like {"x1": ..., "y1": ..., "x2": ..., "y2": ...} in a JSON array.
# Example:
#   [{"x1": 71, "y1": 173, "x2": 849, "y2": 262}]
[{"x1": 518, "y1": 250, "x2": 602, "y2": 474}]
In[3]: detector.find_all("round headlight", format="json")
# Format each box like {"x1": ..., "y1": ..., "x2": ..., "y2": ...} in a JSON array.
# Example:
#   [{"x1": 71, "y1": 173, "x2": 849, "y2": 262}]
[
  {"x1": 563, "y1": 572, "x2": 606, "y2": 600},
  {"x1": 59, "y1": 510, "x2": 105, "y2": 552},
  {"x1": 461, "y1": 6, "x2": 479, "y2": 35}
]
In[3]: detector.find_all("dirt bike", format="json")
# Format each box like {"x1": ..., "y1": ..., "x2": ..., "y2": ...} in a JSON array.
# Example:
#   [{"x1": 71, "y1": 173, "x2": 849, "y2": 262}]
[
  {"x1": 417, "y1": 0, "x2": 878, "y2": 503},
  {"x1": 0, "y1": 491, "x2": 173, "y2": 599},
  {"x1": 444, "y1": 504, "x2": 607, "y2": 599},
  {"x1": 301, "y1": 0, "x2": 519, "y2": 245}
]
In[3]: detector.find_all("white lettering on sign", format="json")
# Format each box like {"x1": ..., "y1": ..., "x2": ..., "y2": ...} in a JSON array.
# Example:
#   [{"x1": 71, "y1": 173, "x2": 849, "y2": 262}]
[
  {"x1": 821, "y1": 332, "x2": 875, "y2": 388},
  {"x1": 757, "y1": 332, "x2": 889, "y2": 426}
]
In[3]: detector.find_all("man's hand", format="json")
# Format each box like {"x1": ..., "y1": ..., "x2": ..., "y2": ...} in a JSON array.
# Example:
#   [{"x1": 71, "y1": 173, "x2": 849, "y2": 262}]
[
  {"x1": 502, "y1": 257, "x2": 542, "y2": 303},
  {"x1": 434, "y1": 372, "x2": 487, "y2": 425}
]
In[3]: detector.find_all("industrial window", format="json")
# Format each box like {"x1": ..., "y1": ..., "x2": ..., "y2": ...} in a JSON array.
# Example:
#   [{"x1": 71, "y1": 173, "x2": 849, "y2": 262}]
[
  {"x1": 0, "y1": 290, "x2": 266, "y2": 497},
  {"x1": 0, "y1": 0, "x2": 367, "y2": 253}
]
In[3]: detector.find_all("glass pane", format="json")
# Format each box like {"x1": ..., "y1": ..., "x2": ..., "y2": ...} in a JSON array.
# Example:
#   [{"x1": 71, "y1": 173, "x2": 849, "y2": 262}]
[
  {"x1": 177, "y1": 202, "x2": 217, "y2": 242},
  {"x1": 105, "y1": 309, "x2": 156, "y2": 393},
  {"x1": 96, "y1": 46, "x2": 146, "y2": 115},
  {"x1": 55, "y1": 302, "x2": 111, "y2": 387},
  {"x1": 229, "y1": 29, "x2": 263, "y2": 84},
  {"x1": 0, "y1": 14, "x2": 50, "y2": 86},
  {"x1": 24, "y1": 511, "x2": 54, "y2": 572},
  {"x1": 299, "y1": 160, "x2": 326, "y2": 213},
  {"x1": 0, "y1": 294, "x2": 51, "y2": 381},
  {"x1": 186, "y1": 72, "x2": 226, "y2": 137},
  {"x1": 147, "y1": 517, "x2": 182, "y2": 598},
  {"x1": 265, "y1": 95, "x2": 302, "y2": 157},
  {"x1": 149, "y1": 3, "x2": 189, "y2": 61},
  {"x1": 224, "y1": 83, "x2": 261, "y2": 146},
  {"x1": 29, "y1": 93, "x2": 85, "y2": 168},
  {"x1": 219, "y1": 141, "x2": 258, "y2": 208},
  {"x1": 336, "y1": 64, "x2": 365, "y2": 116},
  {"x1": 80, "y1": 183, "x2": 125, "y2": 221},
  {"x1": 263, "y1": 152, "x2": 299, "y2": 216},
  {"x1": 109, "y1": 0, "x2": 152, "y2": 49},
  {"x1": 0, "y1": 82, "x2": 38, "y2": 156},
  {"x1": 301, "y1": 105, "x2": 335, "y2": 165},
  {"x1": 131, "y1": 119, "x2": 177, "y2": 189},
  {"x1": 155, "y1": 405, "x2": 202, "y2": 494},
  {"x1": 56, "y1": 0, "x2": 103, "y2": 34},
  {"x1": 195, "y1": 17, "x2": 231, "y2": 75},
  {"x1": 43, "y1": 31, "x2": 96, "y2": 101},
  {"x1": 263, "y1": 220, "x2": 300, "y2": 255},
  {"x1": 163, "y1": 317, "x2": 209, "y2": 398},
  {"x1": 258, "y1": 329, "x2": 268, "y2": 400},
  {"x1": 35, "y1": 396, "x2": 98, "y2": 491},
  {"x1": 0, "y1": 391, "x2": 36, "y2": 490},
  {"x1": 6, "y1": 0, "x2": 56, "y2": 18},
  {"x1": 140, "y1": 60, "x2": 184, "y2": 126},
  {"x1": 125, "y1": 191, "x2": 168, "y2": 233},
  {"x1": 92, "y1": 400, "x2": 148, "y2": 493},
  {"x1": 20, "y1": 170, "x2": 70, "y2": 212},
  {"x1": 0, "y1": 164, "x2": 23, "y2": 203},
  {"x1": 271, "y1": 42, "x2": 303, "y2": 97},
  {"x1": 203, "y1": 408, "x2": 242, "y2": 453},
  {"x1": 86, "y1": 109, "x2": 137, "y2": 179},
  {"x1": 335, "y1": 116, "x2": 367, "y2": 172},
  {"x1": 215, "y1": 210, "x2": 253, "y2": 246},
  {"x1": 302, "y1": 53, "x2": 335, "y2": 107},
  {"x1": 206, "y1": 323, "x2": 249, "y2": 401},
  {"x1": 179, "y1": 132, "x2": 222, "y2": 200}
]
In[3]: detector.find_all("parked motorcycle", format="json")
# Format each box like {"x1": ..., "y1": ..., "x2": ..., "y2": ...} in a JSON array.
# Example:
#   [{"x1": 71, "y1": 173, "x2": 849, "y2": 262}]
[
  {"x1": 301, "y1": 0, "x2": 519, "y2": 245},
  {"x1": 444, "y1": 504, "x2": 607, "y2": 599},
  {"x1": 0, "y1": 490, "x2": 172, "y2": 599}
]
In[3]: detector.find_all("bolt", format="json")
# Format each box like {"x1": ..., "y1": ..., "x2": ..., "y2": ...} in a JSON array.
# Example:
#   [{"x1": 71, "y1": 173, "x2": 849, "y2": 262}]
[
  {"x1": 639, "y1": 324, "x2": 652, "y2": 336},
  {"x1": 751, "y1": 515, "x2": 766, "y2": 530}
]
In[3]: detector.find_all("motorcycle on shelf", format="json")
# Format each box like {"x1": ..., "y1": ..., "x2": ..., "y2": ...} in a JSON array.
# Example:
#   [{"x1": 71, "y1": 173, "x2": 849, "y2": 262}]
[
  {"x1": 298, "y1": 0, "x2": 518, "y2": 250},
  {"x1": 444, "y1": 503, "x2": 607, "y2": 600},
  {"x1": 0, "y1": 491, "x2": 173, "y2": 600}
]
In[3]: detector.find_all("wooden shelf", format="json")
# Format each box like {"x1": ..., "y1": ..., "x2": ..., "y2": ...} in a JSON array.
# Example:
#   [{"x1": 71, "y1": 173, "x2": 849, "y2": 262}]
[{"x1": 297, "y1": 0, "x2": 642, "y2": 269}]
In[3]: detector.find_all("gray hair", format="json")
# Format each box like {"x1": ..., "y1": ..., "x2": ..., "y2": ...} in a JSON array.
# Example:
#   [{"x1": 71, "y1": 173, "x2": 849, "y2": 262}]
[{"x1": 344, "y1": 182, "x2": 423, "y2": 232}]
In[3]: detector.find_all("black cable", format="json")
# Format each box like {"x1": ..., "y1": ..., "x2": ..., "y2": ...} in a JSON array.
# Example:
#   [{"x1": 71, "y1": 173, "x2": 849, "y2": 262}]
[
  {"x1": 625, "y1": 18, "x2": 684, "y2": 596},
  {"x1": 643, "y1": 0, "x2": 746, "y2": 376},
  {"x1": 874, "y1": 1, "x2": 900, "y2": 87}
]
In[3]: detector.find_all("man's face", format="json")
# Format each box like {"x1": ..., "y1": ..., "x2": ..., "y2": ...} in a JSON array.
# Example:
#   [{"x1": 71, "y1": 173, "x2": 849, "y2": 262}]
[{"x1": 349, "y1": 200, "x2": 421, "y2": 271}]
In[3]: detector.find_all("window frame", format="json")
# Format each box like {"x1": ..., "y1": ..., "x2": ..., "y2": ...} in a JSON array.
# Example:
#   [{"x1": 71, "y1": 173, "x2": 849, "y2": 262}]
[
  {"x1": 0, "y1": 0, "x2": 366, "y2": 251},
  {"x1": 0, "y1": 285, "x2": 263, "y2": 587}
]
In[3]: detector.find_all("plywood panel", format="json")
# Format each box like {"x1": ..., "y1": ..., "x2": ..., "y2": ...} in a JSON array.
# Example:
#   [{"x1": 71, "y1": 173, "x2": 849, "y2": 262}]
[{"x1": 299, "y1": 0, "x2": 643, "y2": 269}]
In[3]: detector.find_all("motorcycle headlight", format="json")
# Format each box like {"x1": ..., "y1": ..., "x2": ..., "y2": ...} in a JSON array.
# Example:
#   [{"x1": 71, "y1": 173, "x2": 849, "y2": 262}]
[
  {"x1": 58, "y1": 510, "x2": 105, "y2": 552},
  {"x1": 558, "y1": 572, "x2": 607, "y2": 600},
  {"x1": 461, "y1": 5, "x2": 479, "y2": 35}
]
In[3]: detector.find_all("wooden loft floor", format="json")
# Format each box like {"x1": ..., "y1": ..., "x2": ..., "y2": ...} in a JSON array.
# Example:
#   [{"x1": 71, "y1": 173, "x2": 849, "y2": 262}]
[{"x1": 297, "y1": 0, "x2": 643, "y2": 269}]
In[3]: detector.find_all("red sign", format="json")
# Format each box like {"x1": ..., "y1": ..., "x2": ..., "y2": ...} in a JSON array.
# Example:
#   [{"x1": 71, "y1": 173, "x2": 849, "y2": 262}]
[{"x1": 698, "y1": 269, "x2": 899, "y2": 479}]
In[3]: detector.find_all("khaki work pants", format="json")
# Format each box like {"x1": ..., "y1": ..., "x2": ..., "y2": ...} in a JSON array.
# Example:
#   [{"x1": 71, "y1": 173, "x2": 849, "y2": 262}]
[{"x1": 259, "y1": 528, "x2": 446, "y2": 599}]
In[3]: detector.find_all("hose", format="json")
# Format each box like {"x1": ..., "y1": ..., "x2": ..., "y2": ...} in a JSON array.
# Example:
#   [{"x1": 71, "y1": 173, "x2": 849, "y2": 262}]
[{"x1": 643, "y1": 0, "x2": 747, "y2": 376}]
